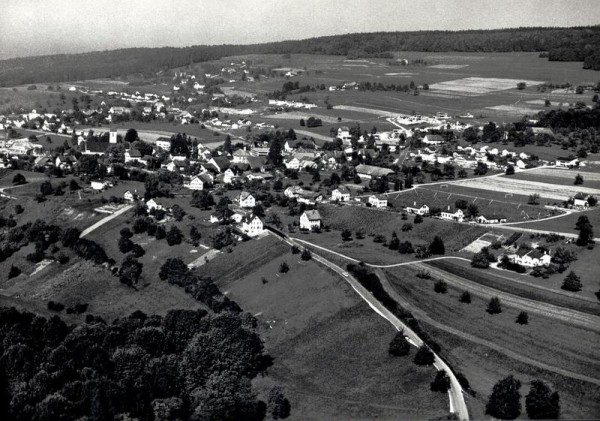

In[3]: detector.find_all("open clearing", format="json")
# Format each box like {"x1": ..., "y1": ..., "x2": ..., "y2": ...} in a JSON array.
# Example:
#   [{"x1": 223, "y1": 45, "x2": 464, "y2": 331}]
[
  {"x1": 428, "y1": 64, "x2": 469, "y2": 69},
  {"x1": 485, "y1": 104, "x2": 542, "y2": 114},
  {"x1": 429, "y1": 77, "x2": 544, "y2": 96},
  {"x1": 209, "y1": 236, "x2": 448, "y2": 421}
]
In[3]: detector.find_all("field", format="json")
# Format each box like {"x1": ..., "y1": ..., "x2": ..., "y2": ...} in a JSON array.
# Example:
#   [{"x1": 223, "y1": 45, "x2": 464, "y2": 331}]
[
  {"x1": 450, "y1": 174, "x2": 600, "y2": 202},
  {"x1": 384, "y1": 265, "x2": 600, "y2": 420},
  {"x1": 503, "y1": 167, "x2": 600, "y2": 190},
  {"x1": 429, "y1": 77, "x2": 544, "y2": 96},
  {"x1": 207, "y1": 235, "x2": 449, "y2": 421},
  {"x1": 516, "y1": 206, "x2": 600, "y2": 235}
]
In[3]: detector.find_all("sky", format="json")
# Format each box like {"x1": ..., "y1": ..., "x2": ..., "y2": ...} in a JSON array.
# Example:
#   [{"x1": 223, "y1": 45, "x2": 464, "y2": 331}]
[{"x1": 1, "y1": 0, "x2": 599, "y2": 59}]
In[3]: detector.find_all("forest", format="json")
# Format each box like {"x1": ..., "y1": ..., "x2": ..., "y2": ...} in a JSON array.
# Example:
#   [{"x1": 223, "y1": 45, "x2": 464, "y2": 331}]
[{"x1": 0, "y1": 26, "x2": 598, "y2": 86}]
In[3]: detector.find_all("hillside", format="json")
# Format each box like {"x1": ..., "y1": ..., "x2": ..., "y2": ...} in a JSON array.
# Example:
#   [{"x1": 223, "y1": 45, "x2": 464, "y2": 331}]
[{"x1": 0, "y1": 26, "x2": 599, "y2": 86}]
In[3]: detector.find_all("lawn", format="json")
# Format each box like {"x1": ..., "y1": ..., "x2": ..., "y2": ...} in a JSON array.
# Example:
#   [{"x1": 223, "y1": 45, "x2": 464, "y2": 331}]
[
  {"x1": 517, "y1": 206, "x2": 600, "y2": 235},
  {"x1": 384, "y1": 265, "x2": 600, "y2": 419},
  {"x1": 210, "y1": 235, "x2": 449, "y2": 421}
]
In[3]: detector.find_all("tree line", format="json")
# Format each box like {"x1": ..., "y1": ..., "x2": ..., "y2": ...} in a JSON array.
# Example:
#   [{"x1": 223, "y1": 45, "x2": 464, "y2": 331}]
[{"x1": 1, "y1": 26, "x2": 598, "y2": 86}]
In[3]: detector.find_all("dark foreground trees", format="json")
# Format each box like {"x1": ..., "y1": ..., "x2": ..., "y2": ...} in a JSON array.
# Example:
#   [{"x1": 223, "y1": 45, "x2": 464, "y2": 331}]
[
  {"x1": 486, "y1": 375, "x2": 522, "y2": 420},
  {"x1": 526, "y1": 380, "x2": 560, "y2": 419},
  {"x1": 389, "y1": 331, "x2": 411, "y2": 356}
]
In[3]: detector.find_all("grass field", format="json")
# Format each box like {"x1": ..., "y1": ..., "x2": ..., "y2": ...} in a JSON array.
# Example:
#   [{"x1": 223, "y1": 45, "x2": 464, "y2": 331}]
[
  {"x1": 209, "y1": 235, "x2": 448, "y2": 420},
  {"x1": 384, "y1": 265, "x2": 600, "y2": 420},
  {"x1": 503, "y1": 167, "x2": 600, "y2": 190},
  {"x1": 517, "y1": 206, "x2": 600, "y2": 234}
]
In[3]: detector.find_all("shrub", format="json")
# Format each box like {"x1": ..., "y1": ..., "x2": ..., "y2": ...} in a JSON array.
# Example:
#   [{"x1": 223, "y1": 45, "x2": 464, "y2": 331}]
[
  {"x1": 430, "y1": 370, "x2": 451, "y2": 393},
  {"x1": 279, "y1": 262, "x2": 289, "y2": 273},
  {"x1": 8, "y1": 265, "x2": 21, "y2": 279},
  {"x1": 459, "y1": 290, "x2": 471, "y2": 303},
  {"x1": 414, "y1": 214, "x2": 423, "y2": 223},
  {"x1": 12, "y1": 173, "x2": 26, "y2": 185},
  {"x1": 516, "y1": 311, "x2": 529, "y2": 325},
  {"x1": 561, "y1": 271, "x2": 582, "y2": 292},
  {"x1": 434, "y1": 279, "x2": 448, "y2": 294},
  {"x1": 413, "y1": 345, "x2": 435, "y2": 366},
  {"x1": 388, "y1": 331, "x2": 411, "y2": 356},
  {"x1": 300, "y1": 249, "x2": 312, "y2": 261},
  {"x1": 47, "y1": 301, "x2": 65, "y2": 312},
  {"x1": 487, "y1": 297, "x2": 502, "y2": 314}
]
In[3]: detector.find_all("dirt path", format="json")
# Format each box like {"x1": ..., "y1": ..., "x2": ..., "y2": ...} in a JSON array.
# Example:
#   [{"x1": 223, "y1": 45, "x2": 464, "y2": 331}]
[
  {"x1": 375, "y1": 269, "x2": 600, "y2": 386},
  {"x1": 79, "y1": 204, "x2": 133, "y2": 238}
]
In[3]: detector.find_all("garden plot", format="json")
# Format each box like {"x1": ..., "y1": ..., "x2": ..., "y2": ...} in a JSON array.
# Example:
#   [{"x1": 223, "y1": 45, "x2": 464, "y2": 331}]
[
  {"x1": 429, "y1": 77, "x2": 544, "y2": 97},
  {"x1": 454, "y1": 177, "x2": 600, "y2": 201},
  {"x1": 460, "y1": 233, "x2": 503, "y2": 253}
]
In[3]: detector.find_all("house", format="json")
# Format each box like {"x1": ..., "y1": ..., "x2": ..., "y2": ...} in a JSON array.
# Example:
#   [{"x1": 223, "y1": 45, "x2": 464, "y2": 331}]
[
  {"x1": 511, "y1": 249, "x2": 551, "y2": 267},
  {"x1": 146, "y1": 199, "x2": 164, "y2": 211},
  {"x1": 239, "y1": 191, "x2": 256, "y2": 208},
  {"x1": 477, "y1": 215, "x2": 507, "y2": 224},
  {"x1": 300, "y1": 210, "x2": 321, "y2": 230},
  {"x1": 247, "y1": 156, "x2": 267, "y2": 172},
  {"x1": 156, "y1": 137, "x2": 171, "y2": 151},
  {"x1": 422, "y1": 134, "x2": 444, "y2": 145},
  {"x1": 55, "y1": 155, "x2": 76, "y2": 170},
  {"x1": 124, "y1": 190, "x2": 137, "y2": 202},
  {"x1": 125, "y1": 149, "x2": 143, "y2": 163},
  {"x1": 368, "y1": 195, "x2": 388, "y2": 208},
  {"x1": 206, "y1": 156, "x2": 231, "y2": 173},
  {"x1": 239, "y1": 214, "x2": 264, "y2": 237},
  {"x1": 331, "y1": 186, "x2": 351, "y2": 201},
  {"x1": 555, "y1": 157, "x2": 579, "y2": 168},
  {"x1": 405, "y1": 202, "x2": 430, "y2": 215},
  {"x1": 285, "y1": 186, "x2": 303, "y2": 198},
  {"x1": 337, "y1": 127, "x2": 351, "y2": 144},
  {"x1": 440, "y1": 207, "x2": 464, "y2": 222},
  {"x1": 90, "y1": 180, "x2": 109, "y2": 190},
  {"x1": 188, "y1": 176, "x2": 205, "y2": 191},
  {"x1": 573, "y1": 193, "x2": 589, "y2": 208},
  {"x1": 232, "y1": 149, "x2": 252, "y2": 164},
  {"x1": 284, "y1": 156, "x2": 300, "y2": 170},
  {"x1": 284, "y1": 140, "x2": 301, "y2": 153},
  {"x1": 355, "y1": 164, "x2": 394, "y2": 180},
  {"x1": 81, "y1": 141, "x2": 110, "y2": 156},
  {"x1": 515, "y1": 159, "x2": 527, "y2": 169}
]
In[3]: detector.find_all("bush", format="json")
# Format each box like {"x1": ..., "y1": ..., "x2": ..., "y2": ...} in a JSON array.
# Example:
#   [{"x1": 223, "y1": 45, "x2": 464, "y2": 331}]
[
  {"x1": 413, "y1": 345, "x2": 435, "y2": 366},
  {"x1": 516, "y1": 311, "x2": 529, "y2": 325},
  {"x1": 12, "y1": 173, "x2": 26, "y2": 185},
  {"x1": 166, "y1": 226, "x2": 183, "y2": 246},
  {"x1": 526, "y1": 380, "x2": 560, "y2": 419},
  {"x1": 459, "y1": 290, "x2": 471, "y2": 303},
  {"x1": 388, "y1": 331, "x2": 411, "y2": 356},
  {"x1": 120, "y1": 227, "x2": 133, "y2": 238},
  {"x1": 8, "y1": 265, "x2": 21, "y2": 279},
  {"x1": 561, "y1": 271, "x2": 582, "y2": 292},
  {"x1": 14, "y1": 204, "x2": 24, "y2": 214},
  {"x1": 300, "y1": 249, "x2": 312, "y2": 261},
  {"x1": 279, "y1": 262, "x2": 289, "y2": 273},
  {"x1": 430, "y1": 370, "x2": 451, "y2": 393},
  {"x1": 47, "y1": 301, "x2": 65, "y2": 312},
  {"x1": 487, "y1": 297, "x2": 502, "y2": 314},
  {"x1": 414, "y1": 214, "x2": 423, "y2": 223},
  {"x1": 57, "y1": 254, "x2": 69, "y2": 264},
  {"x1": 291, "y1": 245, "x2": 300, "y2": 254},
  {"x1": 434, "y1": 279, "x2": 448, "y2": 294},
  {"x1": 401, "y1": 223, "x2": 413, "y2": 232}
]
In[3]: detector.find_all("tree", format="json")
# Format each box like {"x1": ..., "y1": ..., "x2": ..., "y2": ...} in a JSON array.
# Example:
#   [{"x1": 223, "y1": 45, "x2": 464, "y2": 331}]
[
  {"x1": 171, "y1": 204, "x2": 186, "y2": 221},
  {"x1": 505, "y1": 164, "x2": 515, "y2": 175},
  {"x1": 299, "y1": 118, "x2": 305, "y2": 127},
  {"x1": 279, "y1": 262, "x2": 289, "y2": 273},
  {"x1": 8, "y1": 265, "x2": 21, "y2": 279},
  {"x1": 574, "y1": 173, "x2": 584, "y2": 185},
  {"x1": 118, "y1": 236, "x2": 134, "y2": 254},
  {"x1": 428, "y1": 236, "x2": 445, "y2": 255},
  {"x1": 486, "y1": 375, "x2": 522, "y2": 420},
  {"x1": 14, "y1": 204, "x2": 23, "y2": 214},
  {"x1": 268, "y1": 138, "x2": 284, "y2": 167},
  {"x1": 12, "y1": 173, "x2": 26, "y2": 185},
  {"x1": 528, "y1": 193, "x2": 540, "y2": 205},
  {"x1": 517, "y1": 82, "x2": 527, "y2": 90},
  {"x1": 341, "y1": 229, "x2": 352, "y2": 241},
  {"x1": 124, "y1": 128, "x2": 138, "y2": 144},
  {"x1": 575, "y1": 215, "x2": 594, "y2": 246},
  {"x1": 402, "y1": 223, "x2": 413, "y2": 232},
  {"x1": 430, "y1": 370, "x2": 451, "y2": 393},
  {"x1": 40, "y1": 181, "x2": 53, "y2": 196},
  {"x1": 119, "y1": 256, "x2": 143, "y2": 287},
  {"x1": 388, "y1": 331, "x2": 411, "y2": 356},
  {"x1": 526, "y1": 380, "x2": 560, "y2": 419},
  {"x1": 487, "y1": 297, "x2": 502, "y2": 314},
  {"x1": 414, "y1": 214, "x2": 423, "y2": 224},
  {"x1": 301, "y1": 249, "x2": 312, "y2": 261},
  {"x1": 268, "y1": 387, "x2": 290, "y2": 419},
  {"x1": 561, "y1": 271, "x2": 582, "y2": 292},
  {"x1": 223, "y1": 135, "x2": 233, "y2": 154},
  {"x1": 459, "y1": 290, "x2": 471, "y2": 303},
  {"x1": 155, "y1": 226, "x2": 166, "y2": 240},
  {"x1": 120, "y1": 227, "x2": 133, "y2": 239},
  {"x1": 434, "y1": 279, "x2": 448, "y2": 294},
  {"x1": 69, "y1": 179, "x2": 80, "y2": 190},
  {"x1": 166, "y1": 226, "x2": 183, "y2": 246},
  {"x1": 413, "y1": 345, "x2": 435, "y2": 366},
  {"x1": 516, "y1": 311, "x2": 529, "y2": 325}
]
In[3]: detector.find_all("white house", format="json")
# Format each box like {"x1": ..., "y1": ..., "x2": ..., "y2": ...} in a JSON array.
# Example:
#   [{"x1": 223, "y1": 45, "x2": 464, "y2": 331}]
[
  {"x1": 331, "y1": 186, "x2": 351, "y2": 201},
  {"x1": 440, "y1": 207, "x2": 464, "y2": 222},
  {"x1": 188, "y1": 176, "x2": 204, "y2": 191},
  {"x1": 239, "y1": 191, "x2": 256, "y2": 208},
  {"x1": 300, "y1": 210, "x2": 321, "y2": 230},
  {"x1": 368, "y1": 195, "x2": 388, "y2": 208},
  {"x1": 123, "y1": 190, "x2": 136, "y2": 202},
  {"x1": 511, "y1": 249, "x2": 551, "y2": 267},
  {"x1": 146, "y1": 199, "x2": 164, "y2": 211},
  {"x1": 406, "y1": 202, "x2": 430, "y2": 215},
  {"x1": 337, "y1": 127, "x2": 351, "y2": 144},
  {"x1": 124, "y1": 149, "x2": 143, "y2": 163},
  {"x1": 284, "y1": 156, "x2": 300, "y2": 170},
  {"x1": 477, "y1": 215, "x2": 507, "y2": 224},
  {"x1": 156, "y1": 137, "x2": 171, "y2": 151},
  {"x1": 90, "y1": 180, "x2": 108, "y2": 190},
  {"x1": 239, "y1": 215, "x2": 264, "y2": 237},
  {"x1": 573, "y1": 193, "x2": 589, "y2": 208},
  {"x1": 422, "y1": 134, "x2": 444, "y2": 145}
]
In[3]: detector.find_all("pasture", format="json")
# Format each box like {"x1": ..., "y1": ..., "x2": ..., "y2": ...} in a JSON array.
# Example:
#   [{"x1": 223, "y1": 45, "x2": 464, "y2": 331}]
[
  {"x1": 208, "y1": 235, "x2": 449, "y2": 421},
  {"x1": 385, "y1": 264, "x2": 600, "y2": 420},
  {"x1": 503, "y1": 167, "x2": 600, "y2": 190}
]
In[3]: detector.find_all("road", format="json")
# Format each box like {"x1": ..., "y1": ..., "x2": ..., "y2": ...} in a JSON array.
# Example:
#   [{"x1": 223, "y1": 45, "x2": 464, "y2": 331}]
[
  {"x1": 79, "y1": 204, "x2": 133, "y2": 238},
  {"x1": 375, "y1": 269, "x2": 600, "y2": 387},
  {"x1": 292, "y1": 237, "x2": 600, "y2": 331},
  {"x1": 274, "y1": 232, "x2": 470, "y2": 420}
]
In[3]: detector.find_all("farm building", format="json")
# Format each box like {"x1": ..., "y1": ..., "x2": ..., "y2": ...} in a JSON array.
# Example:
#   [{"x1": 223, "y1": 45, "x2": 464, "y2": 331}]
[
  {"x1": 146, "y1": 199, "x2": 164, "y2": 211},
  {"x1": 300, "y1": 210, "x2": 321, "y2": 230},
  {"x1": 123, "y1": 191, "x2": 137, "y2": 202},
  {"x1": 511, "y1": 249, "x2": 551, "y2": 267},
  {"x1": 90, "y1": 180, "x2": 109, "y2": 191},
  {"x1": 477, "y1": 215, "x2": 507, "y2": 224},
  {"x1": 422, "y1": 135, "x2": 445, "y2": 145},
  {"x1": 555, "y1": 157, "x2": 579, "y2": 168},
  {"x1": 355, "y1": 164, "x2": 394, "y2": 180},
  {"x1": 440, "y1": 207, "x2": 464, "y2": 222},
  {"x1": 284, "y1": 156, "x2": 301, "y2": 170},
  {"x1": 573, "y1": 193, "x2": 589, "y2": 208}
]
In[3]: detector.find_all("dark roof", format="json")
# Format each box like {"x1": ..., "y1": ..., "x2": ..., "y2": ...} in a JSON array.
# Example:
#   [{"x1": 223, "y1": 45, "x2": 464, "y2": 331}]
[
  {"x1": 247, "y1": 156, "x2": 266, "y2": 169},
  {"x1": 528, "y1": 249, "x2": 545, "y2": 260},
  {"x1": 84, "y1": 141, "x2": 110, "y2": 153},
  {"x1": 128, "y1": 149, "x2": 142, "y2": 157},
  {"x1": 212, "y1": 156, "x2": 230, "y2": 170}
]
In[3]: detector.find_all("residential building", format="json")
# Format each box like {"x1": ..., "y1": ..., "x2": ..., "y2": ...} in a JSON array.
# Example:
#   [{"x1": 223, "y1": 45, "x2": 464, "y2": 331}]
[
  {"x1": 440, "y1": 207, "x2": 464, "y2": 222},
  {"x1": 368, "y1": 195, "x2": 388, "y2": 208},
  {"x1": 405, "y1": 202, "x2": 430, "y2": 215},
  {"x1": 300, "y1": 210, "x2": 321, "y2": 230},
  {"x1": 331, "y1": 186, "x2": 351, "y2": 201},
  {"x1": 239, "y1": 191, "x2": 256, "y2": 208},
  {"x1": 239, "y1": 214, "x2": 264, "y2": 237},
  {"x1": 511, "y1": 249, "x2": 551, "y2": 267}
]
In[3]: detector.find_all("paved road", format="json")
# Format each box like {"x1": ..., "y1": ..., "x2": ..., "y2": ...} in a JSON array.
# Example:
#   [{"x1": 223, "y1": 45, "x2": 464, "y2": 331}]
[
  {"x1": 375, "y1": 269, "x2": 600, "y2": 386},
  {"x1": 292, "y1": 237, "x2": 600, "y2": 331},
  {"x1": 277, "y1": 233, "x2": 470, "y2": 420},
  {"x1": 79, "y1": 204, "x2": 133, "y2": 238}
]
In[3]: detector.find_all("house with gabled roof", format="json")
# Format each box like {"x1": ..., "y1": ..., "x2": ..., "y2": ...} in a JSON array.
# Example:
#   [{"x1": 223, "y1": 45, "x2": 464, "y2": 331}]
[
  {"x1": 300, "y1": 210, "x2": 321, "y2": 230},
  {"x1": 573, "y1": 193, "x2": 589, "y2": 208},
  {"x1": 239, "y1": 191, "x2": 256, "y2": 208},
  {"x1": 238, "y1": 214, "x2": 264, "y2": 237},
  {"x1": 511, "y1": 249, "x2": 551, "y2": 267},
  {"x1": 440, "y1": 207, "x2": 464, "y2": 222},
  {"x1": 331, "y1": 186, "x2": 351, "y2": 201},
  {"x1": 422, "y1": 134, "x2": 444, "y2": 145},
  {"x1": 82, "y1": 141, "x2": 110, "y2": 156},
  {"x1": 206, "y1": 156, "x2": 231, "y2": 173},
  {"x1": 368, "y1": 195, "x2": 388, "y2": 208},
  {"x1": 405, "y1": 202, "x2": 430, "y2": 215},
  {"x1": 477, "y1": 215, "x2": 507, "y2": 224}
]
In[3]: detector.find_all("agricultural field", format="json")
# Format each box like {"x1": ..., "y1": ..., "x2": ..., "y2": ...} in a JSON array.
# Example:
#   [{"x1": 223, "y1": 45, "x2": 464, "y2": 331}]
[
  {"x1": 384, "y1": 265, "x2": 600, "y2": 420},
  {"x1": 516, "y1": 206, "x2": 600, "y2": 235},
  {"x1": 503, "y1": 166, "x2": 600, "y2": 190},
  {"x1": 208, "y1": 235, "x2": 449, "y2": 421}
]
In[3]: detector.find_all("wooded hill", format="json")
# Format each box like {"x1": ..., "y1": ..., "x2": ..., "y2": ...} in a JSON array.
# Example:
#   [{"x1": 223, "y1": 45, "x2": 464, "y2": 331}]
[{"x1": 0, "y1": 26, "x2": 598, "y2": 86}]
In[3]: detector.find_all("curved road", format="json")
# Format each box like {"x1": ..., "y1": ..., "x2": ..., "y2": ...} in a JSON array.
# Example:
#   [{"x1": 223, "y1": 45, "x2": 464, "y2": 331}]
[
  {"x1": 375, "y1": 269, "x2": 600, "y2": 387},
  {"x1": 275, "y1": 233, "x2": 470, "y2": 420},
  {"x1": 292, "y1": 237, "x2": 600, "y2": 332}
]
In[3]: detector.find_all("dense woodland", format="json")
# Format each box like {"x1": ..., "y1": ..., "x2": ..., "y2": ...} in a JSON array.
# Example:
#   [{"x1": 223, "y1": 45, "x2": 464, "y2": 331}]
[{"x1": 0, "y1": 27, "x2": 598, "y2": 86}]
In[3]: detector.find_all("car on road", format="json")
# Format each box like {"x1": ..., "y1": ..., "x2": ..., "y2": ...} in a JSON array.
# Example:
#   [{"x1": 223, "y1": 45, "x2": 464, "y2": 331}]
[{"x1": 342, "y1": 272, "x2": 349, "y2": 277}]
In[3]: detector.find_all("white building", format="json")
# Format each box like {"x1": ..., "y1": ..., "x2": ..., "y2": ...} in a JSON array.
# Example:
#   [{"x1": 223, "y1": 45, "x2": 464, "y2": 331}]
[
  {"x1": 300, "y1": 210, "x2": 321, "y2": 230},
  {"x1": 440, "y1": 207, "x2": 464, "y2": 222},
  {"x1": 239, "y1": 215, "x2": 264, "y2": 237},
  {"x1": 368, "y1": 195, "x2": 388, "y2": 208},
  {"x1": 188, "y1": 176, "x2": 204, "y2": 191},
  {"x1": 511, "y1": 249, "x2": 551, "y2": 267},
  {"x1": 406, "y1": 202, "x2": 430, "y2": 215},
  {"x1": 331, "y1": 186, "x2": 351, "y2": 201},
  {"x1": 239, "y1": 191, "x2": 256, "y2": 208}
]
